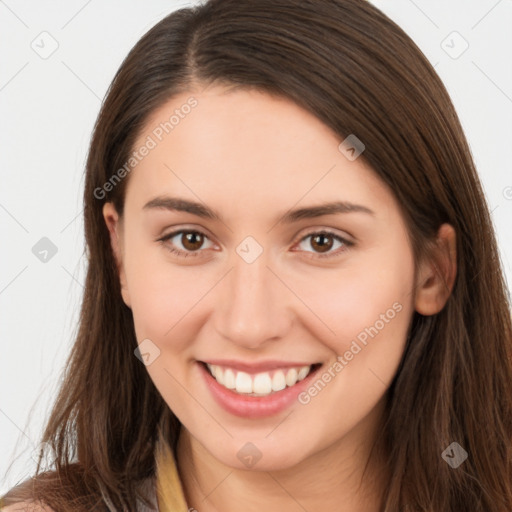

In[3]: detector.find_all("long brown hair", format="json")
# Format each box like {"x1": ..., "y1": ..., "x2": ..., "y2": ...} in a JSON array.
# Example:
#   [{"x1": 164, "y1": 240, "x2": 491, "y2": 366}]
[{"x1": 2, "y1": 0, "x2": 512, "y2": 510}]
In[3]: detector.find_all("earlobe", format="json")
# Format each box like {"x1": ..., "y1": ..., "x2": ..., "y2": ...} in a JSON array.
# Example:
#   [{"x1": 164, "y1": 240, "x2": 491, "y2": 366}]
[
  {"x1": 102, "y1": 202, "x2": 131, "y2": 308},
  {"x1": 103, "y1": 202, "x2": 121, "y2": 262},
  {"x1": 414, "y1": 223, "x2": 457, "y2": 316}
]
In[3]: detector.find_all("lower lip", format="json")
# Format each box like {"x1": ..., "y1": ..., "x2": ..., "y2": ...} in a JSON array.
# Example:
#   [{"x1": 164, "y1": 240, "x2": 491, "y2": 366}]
[{"x1": 198, "y1": 361, "x2": 321, "y2": 418}]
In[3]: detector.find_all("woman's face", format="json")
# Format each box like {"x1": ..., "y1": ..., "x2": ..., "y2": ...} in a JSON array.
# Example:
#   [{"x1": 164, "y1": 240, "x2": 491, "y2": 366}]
[{"x1": 104, "y1": 85, "x2": 419, "y2": 471}]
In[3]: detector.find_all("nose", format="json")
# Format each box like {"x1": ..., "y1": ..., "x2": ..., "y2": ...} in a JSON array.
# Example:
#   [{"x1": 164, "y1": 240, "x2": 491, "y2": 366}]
[{"x1": 213, "y1": 248, "x2": 293, "y2": 350}]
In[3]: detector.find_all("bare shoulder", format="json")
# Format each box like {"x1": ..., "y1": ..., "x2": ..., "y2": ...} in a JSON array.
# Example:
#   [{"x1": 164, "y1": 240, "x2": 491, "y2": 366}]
[{"x1": 2, "y1": 501, "x2": 55, "y2": 511}]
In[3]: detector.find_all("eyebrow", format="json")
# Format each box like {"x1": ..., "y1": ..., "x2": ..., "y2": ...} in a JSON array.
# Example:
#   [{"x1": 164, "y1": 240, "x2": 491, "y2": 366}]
[{"x1": 142, "y1": 196, "x2": 375, "y2": 223}]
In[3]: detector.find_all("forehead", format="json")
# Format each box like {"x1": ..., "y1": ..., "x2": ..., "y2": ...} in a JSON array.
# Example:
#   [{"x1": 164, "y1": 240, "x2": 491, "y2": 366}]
[{"x1": 125, "y1": 86, "x2": 394, "y2": 218}]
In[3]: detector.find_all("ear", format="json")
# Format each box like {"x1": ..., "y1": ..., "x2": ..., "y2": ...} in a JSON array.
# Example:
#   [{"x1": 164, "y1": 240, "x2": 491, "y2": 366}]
[
  {"x1": 102, "y1": 202, "x2": 131, "y2": 308},
  {"x1": 414, "y1": 223, "x2": 457, "y2": 316}
]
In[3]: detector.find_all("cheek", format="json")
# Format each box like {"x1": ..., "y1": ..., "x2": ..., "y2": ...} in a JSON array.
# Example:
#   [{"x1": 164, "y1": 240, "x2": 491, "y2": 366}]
[
  {"x1": 294, "y1": 245, "x2": 415, "y2": 362},
  {"x1": 294, "y1": 248, "x2": 415, "y2": 429},
  {"x1": 124, "y1": 242, "x2": 217, "y2": 355},
  {"x1": 122, "y1": 239, "x2": 186, "y2": 339}
]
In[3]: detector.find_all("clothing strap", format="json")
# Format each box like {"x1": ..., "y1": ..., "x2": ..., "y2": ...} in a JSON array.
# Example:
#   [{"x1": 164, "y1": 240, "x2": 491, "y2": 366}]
[{"x1": 154, "y1": 426, "x2": 189, "y2": 512}]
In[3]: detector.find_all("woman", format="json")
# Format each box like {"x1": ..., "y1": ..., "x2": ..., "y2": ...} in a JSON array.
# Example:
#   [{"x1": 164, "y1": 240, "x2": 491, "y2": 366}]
[{"x1": 2, "y1": 0, "x2": 512, "y2": 510}]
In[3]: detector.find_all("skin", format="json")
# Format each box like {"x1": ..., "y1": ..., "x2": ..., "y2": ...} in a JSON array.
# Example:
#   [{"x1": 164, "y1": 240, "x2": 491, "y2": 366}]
[{"x1": 103, "y1": 84, "x2": 456, "y2": 512}]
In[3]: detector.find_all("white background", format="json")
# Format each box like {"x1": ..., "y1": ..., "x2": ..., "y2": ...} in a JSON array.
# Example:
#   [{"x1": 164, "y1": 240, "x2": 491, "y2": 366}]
[{"x1": 1, "y1": 0, "x2": 511, "y2": 494}]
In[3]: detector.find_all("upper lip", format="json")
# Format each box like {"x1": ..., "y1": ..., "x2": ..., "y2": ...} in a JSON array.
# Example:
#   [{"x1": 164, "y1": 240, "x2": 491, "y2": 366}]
[{"x1": 200, "y1": 359, "x2": 319, "y2": 373}]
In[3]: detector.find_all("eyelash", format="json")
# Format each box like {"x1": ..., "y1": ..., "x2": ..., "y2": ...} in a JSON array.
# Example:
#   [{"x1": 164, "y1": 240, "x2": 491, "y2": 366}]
[{"x1": 157, "y1": 228, "x2": 354, "y2": 260}]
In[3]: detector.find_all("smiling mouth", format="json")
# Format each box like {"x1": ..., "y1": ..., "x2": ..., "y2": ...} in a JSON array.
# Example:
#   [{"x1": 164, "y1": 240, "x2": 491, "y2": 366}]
[{"x1": 201, "y1": 362, "x2": 322, "y2": 397}]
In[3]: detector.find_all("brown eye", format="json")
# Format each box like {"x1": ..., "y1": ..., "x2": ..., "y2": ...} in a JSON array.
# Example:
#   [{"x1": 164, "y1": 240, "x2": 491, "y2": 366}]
[
  {"x1": 158, "y1": 229, "x2": 214, "y2": 258},
  {"x1": 181, "y1": 232, "x2": 205, "y2": 251},
  {"x1": 310, "y1": 233, "x2": 334, "y2": 253},
  {"x1": 295, "y1": 230, "x2": 354, "y2": 259}
]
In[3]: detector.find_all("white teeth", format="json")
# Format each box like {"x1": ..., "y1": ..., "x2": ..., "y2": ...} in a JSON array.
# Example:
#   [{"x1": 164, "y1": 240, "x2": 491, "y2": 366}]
[
  {"x1": 253, "y1": 373, "x2": 272, "y2": 394},
  {"x1": 285, "y1": 368, "x2": 298, "y2": 387},
  {"x1": 297, "y1": 366, "x2": 310, "y2": 380},
  {"x1": 272, "y1": 370, "x2": 286, "y2": 391},
  {"x1": 235, "y1": 371, "x2": 253, "y2": 394},
  {"x1": 213, "y1": 365, "x2": 223, "y2": 381},
  {"x1": 205, "y1": 363, "x2": 314, "y2": 396},
  {"x1": 223, "y1": 368, "x2": 236, "y2": 389}
]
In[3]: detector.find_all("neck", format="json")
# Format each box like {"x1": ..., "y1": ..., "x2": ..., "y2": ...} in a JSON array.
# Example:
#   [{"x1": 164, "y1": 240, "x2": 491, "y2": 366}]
[{"x1": 175, "y1": 401, "x2": 388, "y2": 512}]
